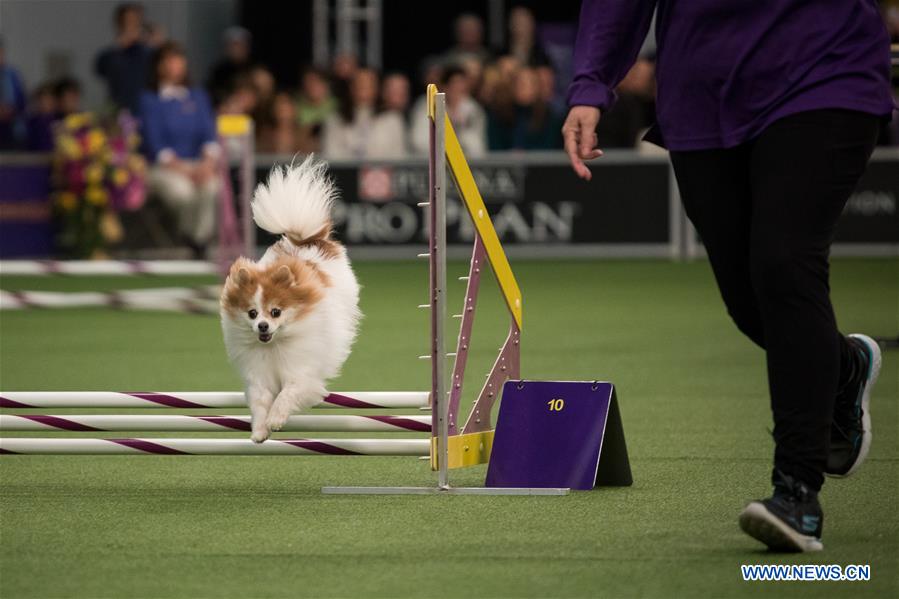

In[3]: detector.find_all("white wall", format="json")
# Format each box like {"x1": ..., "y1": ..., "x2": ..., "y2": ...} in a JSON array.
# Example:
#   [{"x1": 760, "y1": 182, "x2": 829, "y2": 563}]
[{"x1": 0, "y1": 0, "x2": 238, "y2": 109}]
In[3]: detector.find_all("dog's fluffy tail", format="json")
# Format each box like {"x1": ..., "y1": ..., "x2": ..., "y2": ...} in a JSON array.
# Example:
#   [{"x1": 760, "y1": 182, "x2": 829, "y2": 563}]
[{"x1": 251, "y1": 155, "x2": 337, "y2": 243}]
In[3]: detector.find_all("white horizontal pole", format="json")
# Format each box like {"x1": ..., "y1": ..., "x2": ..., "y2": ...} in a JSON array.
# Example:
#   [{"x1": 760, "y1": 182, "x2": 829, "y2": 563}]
[
  {"x1": 0, "y1": 391, "x2": 430, "y2": 410},
  {"x1": 0, "y1": 437, "x2": 430, "y2": 456},
  {"x1": 0, "y1": 260, "x2": 219, "y2": 276},
  {"x1": 0, "y1": 414, "x2": 431, "y2": 433}
]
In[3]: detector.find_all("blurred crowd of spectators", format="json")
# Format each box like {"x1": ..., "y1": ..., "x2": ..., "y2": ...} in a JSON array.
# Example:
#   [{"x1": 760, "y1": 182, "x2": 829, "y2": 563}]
[
  {"x1": 221, "y1": 7, "x2": 583, "y2": 159},
  {"x1": 0, "y1": 3, "x2": 655, "y2": 163}
]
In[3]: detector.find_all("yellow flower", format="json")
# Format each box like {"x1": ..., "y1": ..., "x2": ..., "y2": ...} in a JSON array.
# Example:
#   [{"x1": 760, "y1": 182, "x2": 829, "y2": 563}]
[
  {"x1": 112, "y1": 167, "x2": 129, "y2": 187},
  {"x1": 56, "y1": 192, "x2": 78, "y2": 212},
  {"x1": 86, "y1": 129, "x2": 107, "y2": 155},
  {"x1": 64, "y1": 113, "x2": 91, "y2": 130},
  {"x1": 128, "y1": 154, "x2": 147, "y2": 174},
  {"x1": 85, "y1": 186, "x2": 108, "y2": 207},
  {"x1": 85, "y1": 163, "x2": 104, "y2": 184},
  {"x1": 57, "y1": 135, "x2": 81, "y2": 160}
]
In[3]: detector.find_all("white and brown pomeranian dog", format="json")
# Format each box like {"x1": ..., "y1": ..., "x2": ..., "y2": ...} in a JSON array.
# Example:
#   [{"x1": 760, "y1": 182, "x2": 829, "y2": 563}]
[{"x1": 220, "y1": 157, "x2": 360, "y2": 443}]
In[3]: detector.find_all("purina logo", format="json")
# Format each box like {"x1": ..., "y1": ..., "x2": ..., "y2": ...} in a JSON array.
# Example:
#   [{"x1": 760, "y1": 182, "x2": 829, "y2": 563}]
[
  {"x1": 357, "y1": 165, "x2": 524, "y2": 203},
  {"x1": 358, "y1": 166, "x2": 394, "y2": 203}
]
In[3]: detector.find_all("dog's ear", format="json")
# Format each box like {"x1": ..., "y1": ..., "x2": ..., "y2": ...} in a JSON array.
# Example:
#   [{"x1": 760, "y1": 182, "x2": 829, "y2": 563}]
[
  {"x1": 235, "y1": 267, "x2": 252, "y2": 286},
  {"x1": 272, "y1": 264, "x2": 294, "y2": 286},
  {"x1": 227, "y1": 259, "x2": 255, "y2": 288}
]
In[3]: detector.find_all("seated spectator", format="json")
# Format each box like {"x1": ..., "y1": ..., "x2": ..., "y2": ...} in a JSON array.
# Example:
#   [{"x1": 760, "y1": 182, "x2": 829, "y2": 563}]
[
  {"x1": 329, "y1": 52, "x2": 358, "y2": 113},
  {"x1": 487, "y1": 66, "x2": 562, "y2": 151},
  {"x1": 536, "y1": 65, "x2": 565, "y2": 114},
  {"x1": 257, "y1": 92, "x2": 301, "y2": 154},
  {"x1": 417, "y1": 57, "x2": 444, "y2": 91},
  {"x1": 294, "y1": 66, "x2": 336, "y2": 151},
  {"x1": 138, "y1": 41, "x2": 219, "y2": 257},
  {"x1": 410, "y1": 66, "x2": 486, "y2": 157},
  {"x1": 218, "y1": 76, "x2": 258, "y2": 116},
  {"x1": 502, "y1": 7, "x2": 550, "y2": 67},
  {"x1": 207, "y1": 27, "x2": 253, "y2": 108},
  {"x1": 144, "y1": 21, "x2": 168, "y2": 49},
  {"x1": 249, "y1": 65, "x2": 276, "y2": 127},
  {"x1": 442, "y1": 14, "x2": 492, "y2": 66},
  {"x1": 25, "y1": 83, "x2": 57, "y2": 151},
  {"x1": 459, "y1": 56, "x2": 485, "y2": 96},
  {"x1": 479, "y1": 54, "x2": 522, "y2": 106},
  {"x1": 381, "y1": 72, "x2": 410, "y2": 115},
  {"x1": 322, "y1": 67, "x2": 407, "y2": 159},
  {"x1": 95, "y1": 3, "x2": 153, "y2": 115},
  {"x1": 0, "y1": 39, "x2": 27, "y2": 150},
  {"x1": 54, "y1": 77, "x2": 83, "y2": 118}
]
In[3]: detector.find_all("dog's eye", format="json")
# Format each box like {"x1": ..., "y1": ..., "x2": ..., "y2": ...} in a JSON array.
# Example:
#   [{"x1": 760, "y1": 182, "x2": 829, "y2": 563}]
[
  {"x1": 247, "y1": 309, "x2": 258, "y2": 319},
  {"x1": 271, "y1": 308, "x2": 281, "y2": 318}
]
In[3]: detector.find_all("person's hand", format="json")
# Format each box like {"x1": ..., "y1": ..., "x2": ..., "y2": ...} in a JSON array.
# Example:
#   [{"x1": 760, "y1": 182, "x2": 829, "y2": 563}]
[
  {"x1": 562, "y1": 106, "x2": 603, "y2": 181},
  {"x1": 192, "y1": 158, "x2": 217, "y2": 184},
  {"x1": 165, "y1": 158, "x2": 191, "y2": 178}
]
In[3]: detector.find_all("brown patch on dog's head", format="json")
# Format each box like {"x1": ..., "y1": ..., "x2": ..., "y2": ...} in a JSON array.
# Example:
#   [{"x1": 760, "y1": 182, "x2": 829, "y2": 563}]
[
  {"x1": 259, "y1": 257, "x2": 328, "y2": 320},
  {"x1": 221, "y1": 257, "x2": 258, "y2": 314}
]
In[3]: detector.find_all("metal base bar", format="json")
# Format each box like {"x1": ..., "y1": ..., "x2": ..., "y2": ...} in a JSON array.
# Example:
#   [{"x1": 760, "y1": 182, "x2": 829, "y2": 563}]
[{"x1": 321, "y1": 486, "x2": 569, "y2": 495}]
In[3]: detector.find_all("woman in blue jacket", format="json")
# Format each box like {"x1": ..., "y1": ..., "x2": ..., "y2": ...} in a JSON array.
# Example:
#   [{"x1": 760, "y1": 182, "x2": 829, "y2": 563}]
[{"x1": 139, "y1": 41, "x2": 220, "y2": 256}]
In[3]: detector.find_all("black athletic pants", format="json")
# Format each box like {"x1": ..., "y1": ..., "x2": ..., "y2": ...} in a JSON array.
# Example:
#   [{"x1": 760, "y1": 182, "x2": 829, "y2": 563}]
[{"x1": 670, "y1": 109, "x2": 880, "y2": 491}]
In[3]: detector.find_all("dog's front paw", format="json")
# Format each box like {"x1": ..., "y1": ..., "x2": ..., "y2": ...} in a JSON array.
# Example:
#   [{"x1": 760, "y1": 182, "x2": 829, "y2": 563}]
[
  {"x1": 266, "y1": 406, "x2": 291, "y2": 432},
  {"x1": 251, "y1": 427, "x2": 271, "y2": 443}
]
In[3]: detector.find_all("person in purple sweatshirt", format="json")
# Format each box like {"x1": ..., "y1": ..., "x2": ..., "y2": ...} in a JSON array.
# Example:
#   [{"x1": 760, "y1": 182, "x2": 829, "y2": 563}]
[
  {"x1": 563, "y1": 1, "x2": 892, "y2": 552},
  {"x1": 139, "y1": 41, "x2": 220, "y2": 257}
]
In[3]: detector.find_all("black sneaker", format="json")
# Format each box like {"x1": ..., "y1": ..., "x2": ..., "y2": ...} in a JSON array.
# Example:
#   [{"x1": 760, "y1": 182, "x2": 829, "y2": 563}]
[
  {"x1": 739, "y1": 470, "x2": 824, "y2": 552},
  {"x1": 826, "y1": 334, "x2": 881, "y2": 478}
]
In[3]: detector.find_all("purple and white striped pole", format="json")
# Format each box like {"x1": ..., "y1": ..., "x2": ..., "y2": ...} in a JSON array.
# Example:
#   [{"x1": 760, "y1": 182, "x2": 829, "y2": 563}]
[
  {"x1": 0, "y1": 438, "x2": 430, "y2": 456},
  {"x1": 0, "y1": 287, "x2": 221, "y2": 314},
  {"x1": 0, "y1": 414, "x2": 431, "y2": 433},
  {"x1": 0, "y1": 391, "x2": 430, "y2": 410},
  {"x1": 0, "y1": 260, "x2": 219, "y2": 276}
]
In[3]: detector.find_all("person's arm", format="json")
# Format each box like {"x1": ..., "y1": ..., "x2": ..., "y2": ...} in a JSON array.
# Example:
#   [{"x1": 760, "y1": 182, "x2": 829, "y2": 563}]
[
  {"x1": 563, "y1": 0, "x2": 657, "y2": 180},
  {"x1": 196, "y1": 90, "x2": 221, "y2": 161},
  {"x1": 94, "y1": 49, "x2": 108, "y2": 79},
  {"x1": 567, "y1": 0, "x2": 657, "y2": 111},
  {"x1": 189, "y1": 90, "x2": 220, "y2": 183},
  {"x1": 138, "y1": 93, "x2": 168, "y2": 164}
]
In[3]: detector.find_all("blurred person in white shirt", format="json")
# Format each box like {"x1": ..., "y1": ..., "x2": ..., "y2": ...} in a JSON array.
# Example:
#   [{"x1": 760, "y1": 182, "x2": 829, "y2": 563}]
[
  {"x1": 410, "y1": 66, "x2": 486, "y2": 157},
  {"x1": 322, "y1": 68, "x2": 407, "y2": 159}
]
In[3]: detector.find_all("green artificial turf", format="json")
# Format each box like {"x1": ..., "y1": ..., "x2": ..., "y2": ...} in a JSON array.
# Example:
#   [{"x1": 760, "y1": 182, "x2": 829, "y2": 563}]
[{"x1": 1, "y1": 259, "x2": 897, "y2": 599}]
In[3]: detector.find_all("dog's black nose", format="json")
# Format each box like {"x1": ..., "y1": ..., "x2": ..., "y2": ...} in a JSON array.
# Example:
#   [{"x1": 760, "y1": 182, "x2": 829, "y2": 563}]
[{"x1": 258, "y1": 321, "x2": 269, "y2": 332}]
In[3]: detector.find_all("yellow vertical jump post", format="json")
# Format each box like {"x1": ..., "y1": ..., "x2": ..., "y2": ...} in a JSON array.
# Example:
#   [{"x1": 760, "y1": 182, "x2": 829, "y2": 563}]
[{"x1": 427, "y1": 84, "x2": 523, "y2": 471}]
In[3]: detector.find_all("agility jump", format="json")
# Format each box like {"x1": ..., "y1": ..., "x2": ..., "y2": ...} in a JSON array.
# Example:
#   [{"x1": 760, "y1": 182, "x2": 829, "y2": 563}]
[{"x1": 0, "y1": 87, "x2": 561, "y2": 494}]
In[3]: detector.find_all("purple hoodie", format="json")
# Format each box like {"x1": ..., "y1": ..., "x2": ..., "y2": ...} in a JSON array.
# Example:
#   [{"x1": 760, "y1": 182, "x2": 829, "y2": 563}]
[{"x1": 567, "y1": 0, "x2": 894, "y2": 150}]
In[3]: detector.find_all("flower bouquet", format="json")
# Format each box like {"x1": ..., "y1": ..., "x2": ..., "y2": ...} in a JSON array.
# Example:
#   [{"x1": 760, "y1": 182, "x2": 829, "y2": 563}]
[{"x1": 52, "y1": 112, "x2": 147, "y2": 258}]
